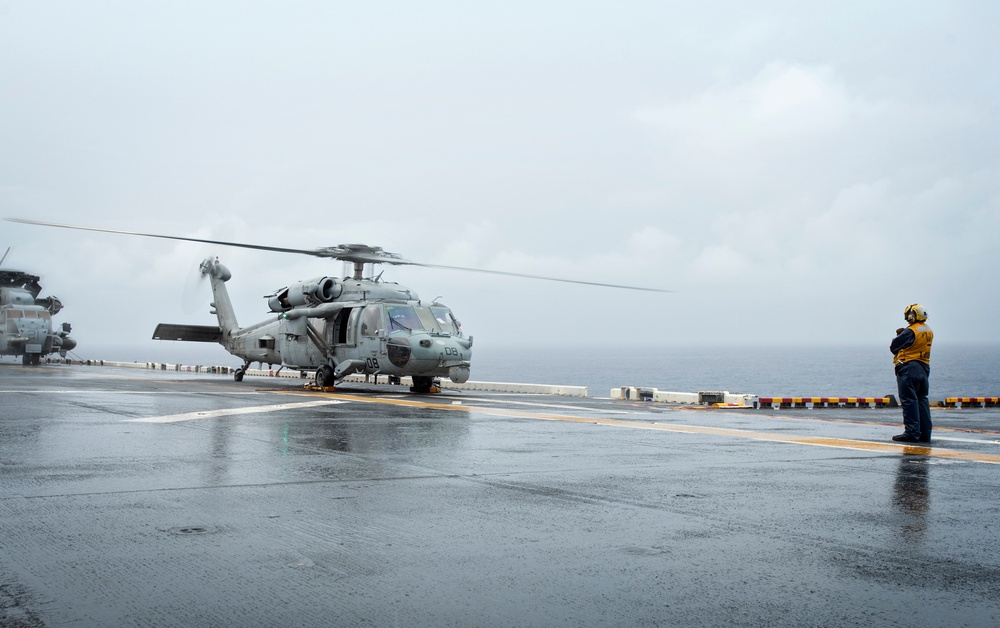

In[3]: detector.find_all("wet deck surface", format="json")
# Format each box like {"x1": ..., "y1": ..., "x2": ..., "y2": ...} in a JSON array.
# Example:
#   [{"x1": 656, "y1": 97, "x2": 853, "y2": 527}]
[{"x1": 2, "y1": 363, "x2": 1000, "y2": 627}]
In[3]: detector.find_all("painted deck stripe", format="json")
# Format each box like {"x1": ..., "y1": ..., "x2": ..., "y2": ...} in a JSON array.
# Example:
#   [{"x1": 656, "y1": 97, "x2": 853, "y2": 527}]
[
  {"x1": 127, "y1": 399, "x2": 345, "y2": 423},
  {"x1": 294, "y1": 391, "x2": 1000, "y2": 465},
  {"x1": 0, "y1": 390, "x2": 223, "y2": 394},
  {"x1": 928, "y1": 435, "x2": 1000, "y2": 445}
]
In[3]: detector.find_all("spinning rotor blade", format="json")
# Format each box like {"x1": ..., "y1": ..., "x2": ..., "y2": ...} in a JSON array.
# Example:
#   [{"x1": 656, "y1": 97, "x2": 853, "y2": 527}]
[
  {"x1": 5, "y1": 218, "x2": 320, "y2": 257},
  {"x1": 5, "y1": 218, "x2": 672, "y2": 293},
  {"x1": 406, "y1": 262, "x2": 672, "y2": 293}
]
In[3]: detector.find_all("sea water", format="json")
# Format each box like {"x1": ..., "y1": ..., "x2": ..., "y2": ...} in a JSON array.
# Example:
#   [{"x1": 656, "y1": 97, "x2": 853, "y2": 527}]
[
  {"x1": 468, "y1": 343, "x2": 1000, "y2": 399},
  {"x1": 62, "y1": 342, "x2": 1000, "y2": 400}
]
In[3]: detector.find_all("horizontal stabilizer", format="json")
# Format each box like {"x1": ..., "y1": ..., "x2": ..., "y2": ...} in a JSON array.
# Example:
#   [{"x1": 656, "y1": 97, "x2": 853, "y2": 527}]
[{"x1": 152, "y1": 323, "x2": 223, "y2": 343}]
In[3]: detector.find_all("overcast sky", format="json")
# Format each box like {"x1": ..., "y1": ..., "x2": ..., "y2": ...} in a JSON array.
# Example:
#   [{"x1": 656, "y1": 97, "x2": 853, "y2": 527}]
[{"x1": 2, "y1": 1, "x2": 998, "y2": 363}]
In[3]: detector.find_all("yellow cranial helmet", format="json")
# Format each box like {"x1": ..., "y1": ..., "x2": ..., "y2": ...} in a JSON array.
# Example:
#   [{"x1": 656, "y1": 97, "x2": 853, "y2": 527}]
[{"x1": 904, "y1": 303, "x2": 928, "y2": 322}]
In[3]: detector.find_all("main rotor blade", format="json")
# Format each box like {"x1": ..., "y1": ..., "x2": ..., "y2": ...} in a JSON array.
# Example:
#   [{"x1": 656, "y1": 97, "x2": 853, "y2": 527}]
[
  {"x1": 4, "y1": 218, "x2": 321, "y2": 256},
  {"x1": 6, "y1": 217, "x2": 673, "y2": 292},
  {"x1": 407, "y1": 262, "x2": 673, "y2": 293}
]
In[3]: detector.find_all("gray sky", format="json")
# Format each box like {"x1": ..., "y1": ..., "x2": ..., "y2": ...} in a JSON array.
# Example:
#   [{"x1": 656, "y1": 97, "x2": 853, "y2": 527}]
[{"x1": 2, "y1": 1, "x2": 998, "y2": 362}]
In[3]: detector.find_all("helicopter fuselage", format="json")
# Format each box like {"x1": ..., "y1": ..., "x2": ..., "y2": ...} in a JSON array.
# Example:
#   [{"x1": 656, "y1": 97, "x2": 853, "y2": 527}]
[
  {"x1": 0, "y1": 269, "x2": 76, "y2": 364},
  {"x1": 153, "y1": 258, "x2": 472, "y2": 392}
]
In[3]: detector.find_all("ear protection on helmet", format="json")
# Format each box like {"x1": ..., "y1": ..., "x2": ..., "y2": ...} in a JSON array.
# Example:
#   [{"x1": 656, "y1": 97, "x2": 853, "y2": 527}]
[{"x1": 904, "y1": 303, "x2": 928, "y2": 322}]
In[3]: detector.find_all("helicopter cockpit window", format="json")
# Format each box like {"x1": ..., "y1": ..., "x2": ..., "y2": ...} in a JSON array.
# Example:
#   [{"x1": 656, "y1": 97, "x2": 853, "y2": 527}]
[
  {"x1": 386, "y1": 305, "x2": 423, "y2": 332},
  {"x1": 359, "y1": 306, "x2": 384, "y2": 338},
  {"x1": 345, "y1": 308, "x2": 360, "y2": 345},
  {"x1": 430, "y1": 306, "x2": 460, "y2": 335},
  {"x1": 413, "y1": 307, "x2": 439, "y2": 332},
  {"x1": 404, "y1": 305, "x2": 460, "y2": 335}
]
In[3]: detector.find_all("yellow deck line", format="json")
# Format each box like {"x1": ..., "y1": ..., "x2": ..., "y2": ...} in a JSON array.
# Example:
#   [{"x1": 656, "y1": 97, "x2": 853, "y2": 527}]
[{"x1": 293, "y1": 391, "x2": 1000, "y2": 465}]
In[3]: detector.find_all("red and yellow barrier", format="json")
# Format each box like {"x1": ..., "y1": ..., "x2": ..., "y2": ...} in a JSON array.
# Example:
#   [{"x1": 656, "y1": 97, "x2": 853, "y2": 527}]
[
  {"x1": 757, "y1": 397, "x2": 893, "y2": 409},
  {"x1": 944, "y1": 397, "x2": 1000, "y2": 408}
]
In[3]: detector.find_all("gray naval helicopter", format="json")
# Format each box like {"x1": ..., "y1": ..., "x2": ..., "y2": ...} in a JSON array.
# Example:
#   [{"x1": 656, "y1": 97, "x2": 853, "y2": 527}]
[
  {"x1": 0, "y1": 247, "x2": 77, "y2": 364},
  {"x1": 7, "y1": 219, "x2": 668, "y2": 392}
]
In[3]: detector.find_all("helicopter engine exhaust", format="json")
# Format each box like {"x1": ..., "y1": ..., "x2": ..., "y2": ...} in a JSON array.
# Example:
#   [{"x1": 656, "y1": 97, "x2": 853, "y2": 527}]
[{"x1": 268, "y1": 277, "x2": 342, "y2": 312}]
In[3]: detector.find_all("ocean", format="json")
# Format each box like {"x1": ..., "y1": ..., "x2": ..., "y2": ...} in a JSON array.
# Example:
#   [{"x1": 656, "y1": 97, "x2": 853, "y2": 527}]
[
  {"x1": 62, "y1": 342, "x2": 1000, "y2": 400},
  {"x1": 466, "y1": 343, "x2": 1000, "y2": 399}
]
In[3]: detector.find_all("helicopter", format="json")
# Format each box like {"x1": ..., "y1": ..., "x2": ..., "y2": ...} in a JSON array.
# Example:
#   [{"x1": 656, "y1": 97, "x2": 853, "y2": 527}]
[
  {"x1": 6, "y1": 219, "x2": 669, "y2": 391},
  {"x1": 0, "y1": 247, "x2": 77, "y2": 365}
]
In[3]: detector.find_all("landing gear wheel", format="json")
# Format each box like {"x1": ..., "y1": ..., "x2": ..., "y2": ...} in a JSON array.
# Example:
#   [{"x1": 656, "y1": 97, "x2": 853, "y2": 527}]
[
  {"x1": 234, "y1": 368, "x2": 245, "y2": 382},
  {"x1": 315, "y1": 365, "x2": 334, "y2": 388}
]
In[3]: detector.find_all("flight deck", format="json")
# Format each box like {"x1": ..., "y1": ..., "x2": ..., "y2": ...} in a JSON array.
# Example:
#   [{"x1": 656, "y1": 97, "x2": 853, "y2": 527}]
[{"x1": 2, "y1": 362, "x2": 1000, "y2": 627}]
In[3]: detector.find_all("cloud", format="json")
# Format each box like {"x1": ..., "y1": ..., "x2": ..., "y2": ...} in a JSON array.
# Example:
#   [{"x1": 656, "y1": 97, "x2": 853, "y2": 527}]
[
  {"x1": 629, "y1": 55, "x2": 1000, "y2": 306},
  {"x1": 636, "y1": 62, "x2": 866, "y2": 147},
  {"x1": 3, "y1": 3, "x2": 999, "y2": 354},
  {"x1": 686, "y1": 244, "x2": 752, "y2": 280}
]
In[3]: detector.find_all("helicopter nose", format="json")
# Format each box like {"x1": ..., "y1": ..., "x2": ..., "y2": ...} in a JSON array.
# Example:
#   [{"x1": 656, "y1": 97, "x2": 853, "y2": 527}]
[{"x1": 407, "y1": 334, "x2": 471, "y2": 376}]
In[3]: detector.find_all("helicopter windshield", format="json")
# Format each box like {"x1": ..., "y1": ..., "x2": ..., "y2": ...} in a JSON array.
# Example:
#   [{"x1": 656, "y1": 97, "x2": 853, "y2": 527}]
[
  {"x1": 366, "y1": 304, "x2": 459, "y2": 336},
  {"x1": 398, "y1": 305, "x2": 461, "y2": 335},
  {"x1": 427, "y1": 306, "x2": 460, "y2": 335},
  {"x1": 386, "y1": 305, "x2": 423, "y2": 332}
]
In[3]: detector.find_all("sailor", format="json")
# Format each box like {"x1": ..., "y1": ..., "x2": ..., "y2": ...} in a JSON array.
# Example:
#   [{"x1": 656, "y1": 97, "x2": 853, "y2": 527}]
[{"x1": 890, "y1": 304, "x2": 933, "y2": 443}]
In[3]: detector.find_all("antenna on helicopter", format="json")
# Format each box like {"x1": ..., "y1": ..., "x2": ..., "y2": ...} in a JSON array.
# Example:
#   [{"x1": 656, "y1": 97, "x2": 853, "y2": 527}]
[{"x1": 0, "y1": 247, "x2": 9, "y2": 266}]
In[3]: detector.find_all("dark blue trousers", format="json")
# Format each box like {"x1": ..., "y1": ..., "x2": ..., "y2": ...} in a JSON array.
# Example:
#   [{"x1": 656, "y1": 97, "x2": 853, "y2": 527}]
[{"x1": 896, "y1": 361, "x2": 932, "y2": 440}]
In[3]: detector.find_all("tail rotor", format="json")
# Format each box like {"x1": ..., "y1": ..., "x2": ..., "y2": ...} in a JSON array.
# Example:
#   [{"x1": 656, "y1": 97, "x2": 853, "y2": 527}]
[{"x1": 181, "y1": 258, "x2": 210, "y2": 314}]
